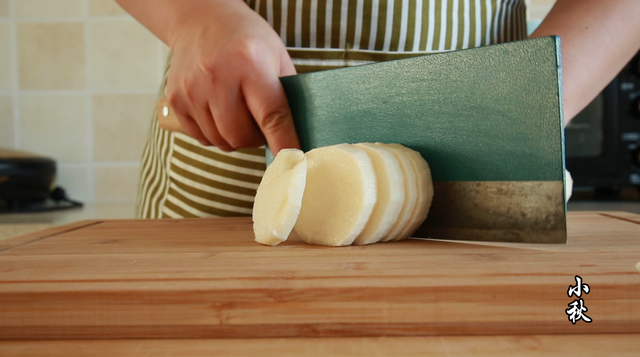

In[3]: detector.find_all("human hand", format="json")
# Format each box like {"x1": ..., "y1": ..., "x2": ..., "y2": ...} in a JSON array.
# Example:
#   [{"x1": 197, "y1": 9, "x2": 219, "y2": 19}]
[{"x1": 165, "y1": 0, "x2": 299, "y2": 154}]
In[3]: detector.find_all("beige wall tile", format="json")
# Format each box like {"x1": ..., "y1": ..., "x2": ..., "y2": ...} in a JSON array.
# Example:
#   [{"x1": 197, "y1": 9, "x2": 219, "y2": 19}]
[
  {"x1": 93, "y1": 93, "x2": 154, "y2": 162},
  {"x1": 88, "y1": 20, "x2": 159, "y2": 90},
  {"x1": 0, "y1": 95, "x2": 13, "y2": 148},
  {"x1": 528, "y1": 5, "x2": 553, "y2": 21},
  {"x1": 19, "y1": 94, "x2": 88, "y2": 162},
  {"x1": 528, "y1": 0, "x2": 556, "y2": 6},
  {"x1": 18, "y1": 23, "x2": 85, "y2": 90},
  {"x1": 0, "y1": 23, "x2": 10, "y2": 91},
  {"x1": 88, "y1": 0, "x2": 127, "y2": 16},
  {"x1": 16, "y1": 0, "x2": 85, "y2": 18},
  {"x1": 162, "y1": 43, "x2": 171, "y2": 61},
  {"x1": 160, "y1": 44, "x2": 171, "y2": 86},
  {"x1": 95, "y1": 165, "x2": 140, "y2": 202},
  {"x1": 56, "y1": 166, "x2": 91, "y2": 201},
  {"x1": 0, "y1": 0, "x2": 9, "y2": 18}
]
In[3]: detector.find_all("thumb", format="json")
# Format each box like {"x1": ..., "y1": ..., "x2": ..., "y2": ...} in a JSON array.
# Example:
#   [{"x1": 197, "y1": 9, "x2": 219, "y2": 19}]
[
  {"x1": 280, "y1": 52, "x2": 297, "y2": 77},
  {"x1": 243, "y1": 63, "x2": 300, "y2": 155}
]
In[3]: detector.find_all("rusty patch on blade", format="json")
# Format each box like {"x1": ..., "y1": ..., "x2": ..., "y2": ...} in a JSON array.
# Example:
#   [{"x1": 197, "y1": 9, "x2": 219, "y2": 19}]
[{"x1": 414, "y1": 181, "x2": 566, "y2": 243}]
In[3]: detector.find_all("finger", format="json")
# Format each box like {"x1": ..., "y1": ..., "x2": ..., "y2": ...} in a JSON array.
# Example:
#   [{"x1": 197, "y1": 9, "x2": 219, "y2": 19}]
[
  {"x1": 279, "y1": 53, "x2": 297, "y2": 77},
  {"x1": 193, "y1": 102, "x2": 233, "y2": 151},
  {"x1": 169, "y1": 71, "x2": 233, "y2": 150},
  {"x1": 177, "y1": 114, "x2": 211, "y2": 146},
  {"x1": 242, "y1": 63, "x2": 300, "y2": 155},
  {"x1": 210, "y1": 85, "x2": 266, "y2": 150},
  {"x1": 242, "y1": 121, "x2": 267, "y2": 148},
  {"x1": 168, "y1": 96, "x2": 211, "y2": 146}
]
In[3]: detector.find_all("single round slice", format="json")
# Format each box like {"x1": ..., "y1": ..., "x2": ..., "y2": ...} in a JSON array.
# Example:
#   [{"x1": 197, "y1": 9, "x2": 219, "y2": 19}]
[
  {"x1": 385, "y1": 144, "x2": 434, "y2": 241},
  {"x1": 294, "y1": 144, "x2": 377, "y2": 246},
  {"x1": 252, "y1": 148, "x2": 307, "y2": 246},
  {"x1": 376, "y1": 143, "x2": 418, "y2": 242},
  {"x1": 352, "y1": 143, "x2": 405, "y2": 245},
  {"x1": 565, "y1": 169, "x2": 573, "y2": 203}
]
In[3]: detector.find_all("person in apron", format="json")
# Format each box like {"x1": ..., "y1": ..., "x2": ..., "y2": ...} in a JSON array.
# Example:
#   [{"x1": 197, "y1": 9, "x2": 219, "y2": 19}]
[{"x1": 114, "y1": 0, "x2": 640, "y2": 219}]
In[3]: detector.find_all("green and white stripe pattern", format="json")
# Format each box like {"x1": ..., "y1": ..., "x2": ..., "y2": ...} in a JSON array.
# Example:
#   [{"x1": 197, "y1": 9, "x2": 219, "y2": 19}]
[{"x1": 248, "y1": 0, "x2": 526, "y2": 72}]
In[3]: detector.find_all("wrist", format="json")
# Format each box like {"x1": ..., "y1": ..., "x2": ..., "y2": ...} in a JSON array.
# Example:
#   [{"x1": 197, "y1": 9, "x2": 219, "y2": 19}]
[{"x1": 167, "y1": 0, "x2": 248, "y2": 49}]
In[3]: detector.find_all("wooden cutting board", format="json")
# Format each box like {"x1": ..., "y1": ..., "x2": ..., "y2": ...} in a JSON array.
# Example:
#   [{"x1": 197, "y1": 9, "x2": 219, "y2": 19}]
[{"x1": 0, "y1": 212, "x2": 639, "y2": 340}]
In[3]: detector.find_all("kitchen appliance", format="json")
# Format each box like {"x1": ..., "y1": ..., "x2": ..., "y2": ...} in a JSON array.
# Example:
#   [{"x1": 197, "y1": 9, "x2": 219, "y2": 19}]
[
  {"x1": 0, "y1": 148, "x2": 82, "y2": 213},
  {"x1": 565, "y1": 51, "x2": 640, "y2": 190}
]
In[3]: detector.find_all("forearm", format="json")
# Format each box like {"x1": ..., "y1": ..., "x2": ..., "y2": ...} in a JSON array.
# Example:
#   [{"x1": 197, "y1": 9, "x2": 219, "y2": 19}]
[
  {"x1": 530, "y1": 0, "x2": 640, "y2": 124},
  {"x1": 114, "y1": 0, "x2": 244, "y2": 47}
]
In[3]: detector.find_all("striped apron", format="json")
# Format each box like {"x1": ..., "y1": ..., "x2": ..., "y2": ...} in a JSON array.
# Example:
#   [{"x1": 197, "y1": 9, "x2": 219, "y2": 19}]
[{"x1": 137, "y1": 0, "x2": 527, "y2": 219}]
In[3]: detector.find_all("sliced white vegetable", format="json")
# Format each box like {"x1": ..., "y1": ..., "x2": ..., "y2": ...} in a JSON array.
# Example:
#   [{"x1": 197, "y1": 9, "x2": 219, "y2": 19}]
[
  {"x1": 565, "y1": 169, "x2": 573, "y2": 203},
  {"x1": 352, "y1": 143, "x2": 405, "y2": 245},
  {"x1": 252, "y1": 148, "x2": 307, "y2": 246},
  {"x1": 376, "y1": 143, "x2": 418, "y2": 242},
  {"x1": 386, "y1": 144, "x2": 434, "y2": 241},
  {"x1": 294, "y1": 144, "x2": 377, "y2": 246}
]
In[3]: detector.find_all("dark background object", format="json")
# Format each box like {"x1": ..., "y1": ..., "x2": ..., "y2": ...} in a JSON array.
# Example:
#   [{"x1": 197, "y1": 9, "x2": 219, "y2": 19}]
[
  {"x1": 565, "y1": 51, "x2": 640, "y2": 191},
  {"x1": 0, "y1": 149, "x2": 82, "y2": 213}
]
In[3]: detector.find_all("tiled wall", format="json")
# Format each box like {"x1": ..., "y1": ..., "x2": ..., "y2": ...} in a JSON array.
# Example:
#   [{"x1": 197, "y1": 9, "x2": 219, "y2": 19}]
[
  {"x1": 0, "y1": 0, "x2": 167, "y2": 203},
  {"x1": 527, "y1": 0, "x2": 556, "y2": 25},
  {"x1": 0, "y1": 0, "x2": 555, "y2": 204}
]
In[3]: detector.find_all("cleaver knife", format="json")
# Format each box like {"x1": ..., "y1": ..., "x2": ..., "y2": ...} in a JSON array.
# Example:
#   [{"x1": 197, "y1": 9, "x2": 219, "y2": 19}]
[{"x1": 159, "y1": 36, "x2": 567, "y2": 244}]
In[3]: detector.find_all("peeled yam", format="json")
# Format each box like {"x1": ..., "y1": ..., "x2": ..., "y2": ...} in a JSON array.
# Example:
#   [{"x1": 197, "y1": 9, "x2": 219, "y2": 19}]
[
  {"x1": 252, "y1": 142, "x2": 434, "y2": 247},
  {"x1": 385, "y1": 144, "x2": 434, "y2": 241},
  {"x1": 565, "y1": 169, "x2": 573, "y2": 203},
  {"x1": 294, "y1": 144, "x2": 377, "y2": 246},
  {"x1": 376, "y1": 143, "x2": 418, "y2": 242},
  {"x1": 252, "y1": 149, "x2": 307, "y2": 246},
  {"x1": 352, "y1": 143, "x2": 405, "y2": 245}
]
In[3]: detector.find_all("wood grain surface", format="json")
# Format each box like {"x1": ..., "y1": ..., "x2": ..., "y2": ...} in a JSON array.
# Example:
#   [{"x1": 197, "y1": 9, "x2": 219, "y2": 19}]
[
  {"x1": 1, "y1": 334, "x2": 639, "y2": 357},
  {"x1": 0, "y1": 212, "x2": 638, "y2": 340}
]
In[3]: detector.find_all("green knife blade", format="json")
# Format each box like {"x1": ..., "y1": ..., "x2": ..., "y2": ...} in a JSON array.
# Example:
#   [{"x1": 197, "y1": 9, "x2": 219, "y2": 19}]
[{"x1": 271, "y1": 36, "x2": 566, "y2": 243}]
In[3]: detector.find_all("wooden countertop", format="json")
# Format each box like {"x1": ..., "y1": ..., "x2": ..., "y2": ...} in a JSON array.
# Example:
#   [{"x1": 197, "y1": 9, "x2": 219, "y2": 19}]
[
  {"x1": 1, "y1": 212, "x2": 639, "y2": 355},
  {"x1": 1, "y1": 334, "x2": 638, "y2": 356}
]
